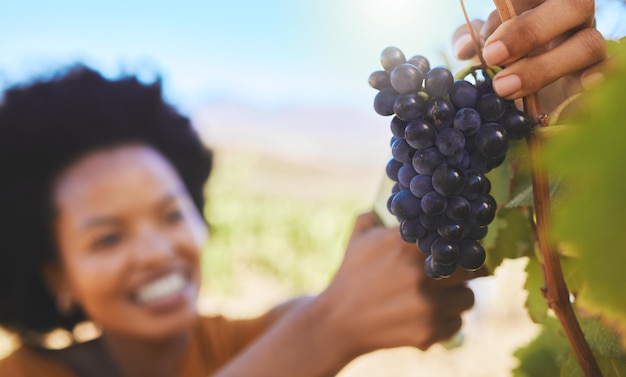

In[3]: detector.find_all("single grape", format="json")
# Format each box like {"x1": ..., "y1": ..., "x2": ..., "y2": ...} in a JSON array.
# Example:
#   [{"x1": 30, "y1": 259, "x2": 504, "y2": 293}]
[
  {"x1": 393, "y1": 93, "x2": 425, "y2": 121},
  {"x1": 374, "y1": 87, "x2": 399, "y2": 116},
  {"x1": 381, "y1": 46, "x2": 406, "y2": 72},
  {"x1": 368, "y1": 70, "x2": 391, "y2": 90},
  {"x1": 390, "y1": 116, "x2": 408, "y2": 139},
  {"x1": 409, "y1": 174, "x2": 433, "y2": 198},
  {"x1": 405, "y1": 118, "x2": 436, "y2": 150},
  {"x1": 424, "y1": 67, "x2": 454, "y2": 98},
  {"x1": 391, "y1": 138, "x2": 416, "y2": 164},
  {"x1": 450, "y1": 80, "x2": 478, "y2": 109},
  {"x1": 431, "y1": 260, "x2": 457, "y2": 278},
  {"x1": 412, "y1": 147, "x2": 444, "y2": 175},
  {"x1": 407, "y1": 55, "x2": 431, "y2": 77},
  {"x1": 418, "y1": 232, "x2": 439, "y2": 255},
  {"x1": 469, "y1": 151, "x2": 491, "y2": 173},
  {"x1": 476, "y1": 93, "x2": 506, "y2": 122},
  {"x1": 458, "y1": 239, "x2": 486, "y2": 270},
  {"x1": 424, "y1": 255, "x2": 443, "y2": 279},
  {"x1": 469, "y1": 195, "x2": 497, "y2": 226},
  {"x1": 500, "y1": 109, "x2": 533, "y2": 140},
  {"x1": 445, "y1": 196, "x2": 470, "y2": 221},
  {"x1": 476, "y1": 77, "x2": 494, "y2": 96},
  {"x1": 391, "y1": 182, "x2": 401, "y2": 194},
  {"x1": 462, "y1": 169, "x2": 489, "y2": 200},
  {"x1": 474, "y1": 123, "x2": 510, "y2": 159},
  {"x1": 467, "y1": 225, "x2": 489, "y2": 240},
  {"x1": 419, "y1": 212, "x2": 445, "y2": 231},
  {"x1": 390, "y1": 189, "x2": 422, "y2": 220},
  {"x1": 400, "y1": 218, "x2": 428, "y2": 243},
  {"x1": 436, "y1": 127, "x2": 465, "y2": 157},
  {"x1": 486, "y1": 154, "x2": 506, "y2": 170},
  {"x1": 437, "y1": 222, "x2": 465, "y2": 242},
  {"x1": 385, "y1": 158, "x2": 402, "y2": 181},
  {"x1": 431, "y1": 237, "x2": 460, "y2": 266},
  {"x1": 421, "y1": 190, "x2": 448, "y2": 215},
  {"x1": 425, "y1": 97, "x2": 455, "y2": 128},
  {"x1": 398, "y1": 163, "x2": 418, "y2": 188},
  {"x1": 446, "y1": 149, "x2": 471, "y2": 170},
  {"x1": 453, "y1": 107, "x2": 482, "y2": 136},
  {"x1": 432, "y1": 165, "x2": 465, "y2": 197},
  {"x1": 390, "y1": 63, "x2": 424, "y2": 94}
]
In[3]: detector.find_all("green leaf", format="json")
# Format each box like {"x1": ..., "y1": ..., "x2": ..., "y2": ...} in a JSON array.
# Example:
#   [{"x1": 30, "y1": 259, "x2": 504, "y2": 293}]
[
  {"x1": 483, "y1": 208, "x2": 534, "y2": 272},
  {"x1": 513, "y1": 317, "x2": 570, "y2": 377},
  {"x1": 524, "y1": 256, "x2": 548, "y2": 323},
  {"x1": 544, "y1": 41, "x2": 626, "y2": 348}
]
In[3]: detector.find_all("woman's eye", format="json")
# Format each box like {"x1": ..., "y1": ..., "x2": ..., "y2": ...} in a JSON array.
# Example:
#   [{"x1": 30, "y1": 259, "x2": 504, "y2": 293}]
[
  {"x1": 165, "y1": 209, "x2": 183, "y2": 224},
  {"x1": 93, "y1": 233, "x2": 122, "y2": 250}
]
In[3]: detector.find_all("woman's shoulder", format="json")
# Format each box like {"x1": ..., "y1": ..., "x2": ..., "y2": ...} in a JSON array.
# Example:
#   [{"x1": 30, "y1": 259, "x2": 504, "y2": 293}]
[{"x1": 0, "y1": 346, "x2": 75, "y2": 377}]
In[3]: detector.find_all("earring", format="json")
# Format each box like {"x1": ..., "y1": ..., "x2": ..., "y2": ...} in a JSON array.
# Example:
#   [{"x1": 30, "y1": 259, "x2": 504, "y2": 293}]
[{"x1": 56, "y1": 292, "x2": 75, "y2": 317}]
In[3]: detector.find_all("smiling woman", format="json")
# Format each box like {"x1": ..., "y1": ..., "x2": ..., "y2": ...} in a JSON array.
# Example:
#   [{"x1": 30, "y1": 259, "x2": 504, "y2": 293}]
[{"x1": 0, "y1": 65, "x2": 477, "y2": 377}]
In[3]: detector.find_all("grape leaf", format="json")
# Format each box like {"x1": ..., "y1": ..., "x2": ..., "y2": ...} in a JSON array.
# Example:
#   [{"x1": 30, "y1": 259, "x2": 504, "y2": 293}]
[
  {"x1": 544, "y1": 41, "x2": 626, "y2": 348},
  {"x1": 483, "y1": 207, "x2": 534, "y2": 273},
  {"x1": 524, "y1": 256, "x2": 548, "y2": 323},
  {"x1": 513, "y1": 317, "x2": 570, "y2": 377}
]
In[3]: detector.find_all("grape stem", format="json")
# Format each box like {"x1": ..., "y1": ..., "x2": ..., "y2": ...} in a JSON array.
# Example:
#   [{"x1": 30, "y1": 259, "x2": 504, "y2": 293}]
[{"x1": 491, "y1": 1, "x2": 602, "y2": 376}]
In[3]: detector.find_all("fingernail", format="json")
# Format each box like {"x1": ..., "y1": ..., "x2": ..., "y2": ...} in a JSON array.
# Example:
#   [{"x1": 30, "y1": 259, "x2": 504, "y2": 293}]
[
  {"x1": 453, "y1": 34, "x2": 473, "y2": 59},
  {"x1": 581, "y1": 72, "x2": 604, "y2": 90},
  {"x1": 492, "y1": 74, "x2": 522, "y2": 98},
  {"x1": 482, "y1": 40, "x2": 509, "y2": 66}
]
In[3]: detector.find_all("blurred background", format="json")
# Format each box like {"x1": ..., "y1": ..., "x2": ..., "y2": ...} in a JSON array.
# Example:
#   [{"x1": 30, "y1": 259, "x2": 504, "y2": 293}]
[{"x1": 1, "y1": 0, "x2": 625, "y2": 375}]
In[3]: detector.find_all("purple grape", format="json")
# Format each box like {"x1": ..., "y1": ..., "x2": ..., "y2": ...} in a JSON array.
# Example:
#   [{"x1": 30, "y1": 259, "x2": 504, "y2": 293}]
[
  {"x1": 424, "y1": 67, "x2": 454, "y2": 98},
  {"x1": 425, "y1": 97, "x2": 455, "y2": 128},
  {"x1": 500, "y1": 109, "x2": 533, "y2": 140},
  {"x1": 381, "y1": 46, "x2": 406, "y2": 72},
  {"x1": 407, "y1": 55, "x2": 430, "y2": 77},
  {"x1": 432, "y1": 165, "x2": 465, "y2": 197},
  {"x1": 405, "y1": 119, "x2": 436, "y2": 150},
  {"x1": 420, "y1": 213, "x2": 445, "y2": 231},
  {"x1": 425, "y1": 256, "x2": 443, "y2": 279},
  {"x1": 398, "y1": 163, "x2": 418, "y2": 187},
  {"x1": 369, "y1": 70, "x2": 391, "y2": 90},
  {"x1": 459, "y1": 240, "x2": 486, "y2": 270},
  {"x1": 409, "y1": 174, "x2": 433, "y2": 198},
  {"x1": 390, "y1": 63, "x2": 424, "y2": 94},
  {"x1": 476, "y1": 93, "x2": 506, "y2": 122},
  {"x1": 454, "y1": 107, "x2": 482, "y2": 136},
  {"x1": 385, "y1": 158, "x2": 402, "y2": 181},
  {"x1": 390, "y1": 189, "x2": 422, "y2": 220},
  {"x1": 431, "y1": 237, "x2": 460, "y2": 265},
  {"x1": 400, "y1": 218, "x2": 428, "y2": 243},
  {"x1": 418, "y1": 232, "x2": 439, "y2": 255},
  {"x1": 431, "y1": 260, "x2": 457, "y2": 278},
  {"x1": 474, "y1": 123, "x2": 510, "y2": 159},
  {"x1": 450, "y1": 80, "x2": 478, "y2": 109},
  {"x1": 467, "y1": 225, "x2": 489, "y2": 240},
  {"x1": 374, "y1": 87, "x2": 399, "y2": 116},
  {"x1": 462, "y1": 170, "x2": 489, "y2": 200},
  {"x1": 470, "y1": 195, "x2": 497, "y2": 226},
  {"x1": 446, "y1": 149, "x2": 471, "y2": 170},
  {"x1": 436, "y1": 127, "x2": 465, "y2": 157},
  {"x1": 390, "y1": 116, "x2": 408, "y2": 139},
  {"x1": 437, "y1": 222, "x2": 465, "y2": 242},
  {"x1": 393, "y1": 93, "x2": 425, "y2": 121},
  {"x1": 445, "y1": 196, "x2": 470, "y2": 221},
  {"x1": 412, "y1": 147, "x2": 444, "y2": 175},
  {"x1": 391, "y1": 138, "x2": 416, "y2": 164},
  {"x1": 421, "y1": 190, "x2": 447, "y2": 215}
]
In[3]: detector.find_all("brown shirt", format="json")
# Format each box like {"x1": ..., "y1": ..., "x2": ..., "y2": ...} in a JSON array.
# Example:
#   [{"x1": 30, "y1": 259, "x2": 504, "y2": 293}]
[{"x1": 0, "y1": 315, "x2": 269, "y2": 377}]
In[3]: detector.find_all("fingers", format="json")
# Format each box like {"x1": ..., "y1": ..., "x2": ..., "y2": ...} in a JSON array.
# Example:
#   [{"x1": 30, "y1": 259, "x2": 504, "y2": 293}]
[
  {"x1": 483, "y1": 0, "x2": 595, "y2": 67},
  {"x1": 452, "y1": 19, "x2": 485, "y2": 60},
  {"x1": 431, "y1": 286, "x2": 475, "y2": 317},
  {"x1": 491, "y1": 27, "x2": 606, "y2": 98},
  {"x1": 350, "y1": 211, "x2": 384, "y2": 238}
]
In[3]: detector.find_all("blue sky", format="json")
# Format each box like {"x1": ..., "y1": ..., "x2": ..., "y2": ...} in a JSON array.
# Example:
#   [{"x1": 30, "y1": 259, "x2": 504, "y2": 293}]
[
  {"x1": 0, "y1": 0, "x2": 497, "y2": 113},
  {"x1": 1, "y1": 1, "x2": 624, "y2": 115}
]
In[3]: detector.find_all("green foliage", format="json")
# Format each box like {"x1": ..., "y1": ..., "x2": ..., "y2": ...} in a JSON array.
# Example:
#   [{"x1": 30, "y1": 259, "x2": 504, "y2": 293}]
[{"x1": 544, "y1": 41, "x2": 626, "y2": 348}]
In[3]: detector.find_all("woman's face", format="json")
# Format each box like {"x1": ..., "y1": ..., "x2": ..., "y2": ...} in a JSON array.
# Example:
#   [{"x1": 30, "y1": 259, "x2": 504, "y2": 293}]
[{"x1": 51, "y1": 144, "x2": 207, "y2": 340}]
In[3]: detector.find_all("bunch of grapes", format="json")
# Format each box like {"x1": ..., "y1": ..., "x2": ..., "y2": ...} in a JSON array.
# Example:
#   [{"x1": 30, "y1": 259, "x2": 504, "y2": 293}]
[{"x1": 370, "y1": 46, "x2": 533, "y2": 279}]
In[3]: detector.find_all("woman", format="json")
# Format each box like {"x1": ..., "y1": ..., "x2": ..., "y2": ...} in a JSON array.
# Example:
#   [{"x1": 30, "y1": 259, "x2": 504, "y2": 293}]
[{"x1": 0, "y1": 66, "x2": 475, "y2": 377}]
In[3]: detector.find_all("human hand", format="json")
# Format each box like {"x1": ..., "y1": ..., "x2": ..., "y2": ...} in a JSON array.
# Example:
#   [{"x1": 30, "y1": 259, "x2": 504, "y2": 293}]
[
  {"x1": 319, "y1": 212, "x2": 475, "y2": 356},
  {"x1": 452, "y1": 0, "x2": 606, "y2": 111}
]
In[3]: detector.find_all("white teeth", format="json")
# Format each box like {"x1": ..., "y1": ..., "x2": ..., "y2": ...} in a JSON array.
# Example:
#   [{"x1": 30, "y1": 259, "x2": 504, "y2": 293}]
[{"x1": 136, "y1": 273, "x2": 186, "y2": 304}]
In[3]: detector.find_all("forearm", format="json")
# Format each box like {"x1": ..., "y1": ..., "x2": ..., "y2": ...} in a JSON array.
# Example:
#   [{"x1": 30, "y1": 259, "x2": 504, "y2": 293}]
[{"x1": 213, "y1": 293, "x2": 354, "y2": 377}]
